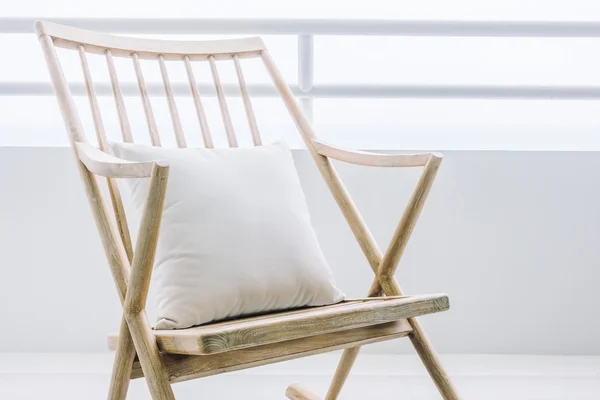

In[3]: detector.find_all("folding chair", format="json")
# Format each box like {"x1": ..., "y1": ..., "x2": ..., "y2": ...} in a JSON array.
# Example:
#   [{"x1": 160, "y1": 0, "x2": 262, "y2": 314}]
[{"x1": 36, "y1": 20, "x2": 461, "y2": 400}]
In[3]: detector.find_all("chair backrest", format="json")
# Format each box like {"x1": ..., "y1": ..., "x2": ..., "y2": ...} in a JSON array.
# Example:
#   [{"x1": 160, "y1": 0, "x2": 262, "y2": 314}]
[
  {"x1": 36, "y1": 21, "x2": 295, "y2": 149},
  {"x1": 37, "y1": 21, "x2": 321, "y2": 252},
  {"x1": 37, "y1": 21, "x2": 387, "y2": 303}
]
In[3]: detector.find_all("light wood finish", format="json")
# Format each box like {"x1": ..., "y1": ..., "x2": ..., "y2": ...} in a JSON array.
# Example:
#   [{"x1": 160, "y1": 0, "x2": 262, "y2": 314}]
[
  {"x1": 260, "y1": 50, "x2": 460, "y2": 400},
  {"x1": 75, "y1": 142, "x2": 154, "y2": 178},
  {"x1": 38, "y1": 21, "x2": 459, "y2": 400},
  {"x1": 74, "y1": 159, "x2": 131, "y2": 303},
  {"x1": 106, "y1": 50, "x2": 133, "y2": 143},
  {"x1": 36, "y1": 21, "x2": 266, "y2": 61},
  {"x1": 326, "y1": 153, "x2": 454, "y2": 400},
  {"x1": 123, "y1": 164, "x2": 174, "y2": 399},
  {"x1": 111, "y1": 321, "x2": 412, "y2": 382},
  {"x1": 343, "y1": 295, "x2": 410, "y2": 301},
  {"x1": 261, "y1": 50, "x2": 388, "y2": 276},
  {"x1": 38, "y1": 33, "x2": 85, "y2": 143},
  {"x1": 409, "y1": 320, "x2": 458, "y2": 398},
  {"x1": 209, "y1": 55, "x2": 238, "y2": 147},
  {"x1": 77, "y1": 45, "x2": 108, "y2": 149},
  {"x1": 286, "y1": 384, "x2": 322, "y2": 400},
  {"x1": 108, "y1": 318, "x2": 136, "y2": 400},
  {"x1": 126, "y1": 312, "x2": 176, "y2": 400},
  {"x1": 159, "y1": 55, "x2": 186, "y2": 148},
  {"x1": 39, "y1": 26, "x2": 142, "y2": 399},
  {"x1": 78, "y1": 45, "x2": 134, "y2": 261},
  {"x1": 312, "y1": 139, "x2": 435, "y2": 168},
  {"x1": 184, "y1": 56, "x2": 214, "y2": 148},
  {"x1": 39, "y1": 32, "x2": 131, "y2": 304},
  {"x1": 107, "y1": 178, "x2": 135, "y2": 263},
  {"x1": 154, "y1": 294, "x2": 446, "y2": 355},
  {"x1": 233, "y1": 55, "x2": 262, "y2": 146},
  {"x1": 328, "y1": 155, "x2": 455, "y2": 400},
  {"x1": 368, "y1": 154, "x2": 443, "y2": 297},
  {"x1": 324, "y1": 346, "x2": 359, "y2": 400},
  {"x1": 132, "y1": 53, "x2": 161, "y2": 146},
  {"x1": 123, "y1": 164, "x2": 169, "y2": 314}
]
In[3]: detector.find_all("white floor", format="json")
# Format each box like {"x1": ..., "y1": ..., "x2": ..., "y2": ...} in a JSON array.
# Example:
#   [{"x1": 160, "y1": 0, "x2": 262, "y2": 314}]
[{"x1": 1, "y1": 353, "x2": 599, "y2": 399}]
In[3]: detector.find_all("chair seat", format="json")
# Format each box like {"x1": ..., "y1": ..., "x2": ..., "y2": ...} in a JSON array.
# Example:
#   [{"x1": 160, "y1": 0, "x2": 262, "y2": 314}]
[{"x1": 109, "y1": 293, "x2": 448, "y2": 355}]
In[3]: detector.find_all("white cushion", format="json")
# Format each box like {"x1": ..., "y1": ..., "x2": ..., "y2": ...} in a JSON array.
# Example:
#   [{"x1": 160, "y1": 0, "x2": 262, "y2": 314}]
[{"x1": 109, "y1": 142, "x2": 345, "y2": 329}]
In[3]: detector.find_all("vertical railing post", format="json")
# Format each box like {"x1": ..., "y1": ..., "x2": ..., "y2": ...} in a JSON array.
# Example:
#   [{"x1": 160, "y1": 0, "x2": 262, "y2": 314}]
[{"x1": 298, "y1": 34, "x2": 314, "y2": 123}]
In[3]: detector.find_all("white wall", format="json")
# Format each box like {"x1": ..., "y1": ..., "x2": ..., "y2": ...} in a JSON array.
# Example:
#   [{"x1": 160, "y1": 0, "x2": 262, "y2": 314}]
[{"x1": 1, "y1": 147, "x2": 599, "y2": 354}]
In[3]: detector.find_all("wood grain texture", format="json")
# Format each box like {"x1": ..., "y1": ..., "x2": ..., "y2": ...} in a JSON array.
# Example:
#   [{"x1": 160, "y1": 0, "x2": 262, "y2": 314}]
[
  {"x1": 209, "y1": 55, "x2": 238, "y2": 147},
  {"x1": 286, "y1": 384, "x2": 322, "y2": 400},
  {"x1": 368, "y1": 154, "x2": 443, "y2": 297},
  {"x1": 233, "y1": 55, "x2": 262, "y2": 146},
  {"x1": 327, "y1": 154, "x2": 455, "y2": 399},
  {"x1": 106, "y1": 178, "x2": 135, "y2": 267},
  {"x1": 108, "y1": 318, "x2": 136, "y2": 400},
  {"x1": 39, "y1": 23, "x2": 460, "y2": 399},
  {"x1": 343, "y1": 295, "x2": 410, "y2": 302},
  {"x1": 324, "y1": 346, "x2": 359, "y2": 400},
  {"x1": 409, "y1": 319, "x2": 460, "y2": 400},
  {"x1": 111, "y1": 321, "x2": 413, "y2": 382},
  {"x1": 158, "y1": 55, "x2": 186, "y2": 148},
  {"x1": 151, "y1": 294, "x2": 446, "y2": 355},
  {"x1": 124, "y1": 164, "x2": 169, "y2": 314},
  {"x1": 106, "y1": 50, "x2": 133, "y2": 143},
  {"x1": 73, "y1": 168, "x2": 131, "y2": 303},
  {"x1": 184, "y1": 56, "x2": 214, "y2": 148},
  {"x1": 36, "y1": 21, "x2": 266, "y2": 61},
  {"x1": 78, "y1": 45, "x2": 134, "y2": 261},
  {"x1": 125, "y1": 312, "x2": 176, "y2": 400},
  {"x1": 121, "y1": 165, "x2": 172, "y2": 399},
  {"x1": 77, "y1": 45, "x2": 108, "y2": 149},
  {"x1": 261, "y1": 50, "x2": 461, "y2": 400},
  {"x1": 75, "y1": 141, "x2": 155, "y2": 178},
  {"x1": 132, "y1": 53, "x2": 161, "y2": 146},
  {"x1": 40, "y1": 33, "x2": 132, "y2": 306},
  {"x1": 38, "y1": 33, "x2": 86, "y2": 143},
  {"x1": 261, "y1": 50, "x2": 392, "y2": 278},
  {"x1": 312, "y1": 139, "x2": 435, "y2": 168}
]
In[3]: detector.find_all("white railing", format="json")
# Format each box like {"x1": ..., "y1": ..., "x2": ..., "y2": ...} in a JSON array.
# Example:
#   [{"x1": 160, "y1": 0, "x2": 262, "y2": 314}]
[
  {"x1": 5, "y1": 18, "x2": 600, "y2": 36},
  {"x1": 3, "y1": 17, "x2": 600, "y2": 119}
]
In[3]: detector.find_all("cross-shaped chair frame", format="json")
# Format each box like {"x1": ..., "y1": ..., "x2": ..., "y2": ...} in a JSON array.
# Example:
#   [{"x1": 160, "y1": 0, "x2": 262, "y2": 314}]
[{"x1": 36, "y1": 20, "x2": 460, "y2": 400}]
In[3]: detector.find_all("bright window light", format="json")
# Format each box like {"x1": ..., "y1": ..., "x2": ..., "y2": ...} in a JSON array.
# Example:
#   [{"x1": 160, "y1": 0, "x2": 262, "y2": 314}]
[{"x1": 2, "y1": 1, "x2": 600, "y2": 149}]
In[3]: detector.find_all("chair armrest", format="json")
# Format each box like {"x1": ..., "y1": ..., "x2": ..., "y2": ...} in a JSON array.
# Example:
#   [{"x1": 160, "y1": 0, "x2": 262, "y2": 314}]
[
  {"x1": 75, "y1": 141, "x2": 158, "y2": 178},
  {"x1": 312, "y1": 139, "x2": 442, "y2": 167}
]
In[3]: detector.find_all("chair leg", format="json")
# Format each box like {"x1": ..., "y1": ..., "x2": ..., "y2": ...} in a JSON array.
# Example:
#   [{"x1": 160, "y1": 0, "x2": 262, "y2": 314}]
[
  {"x1": 325, "y1": 320, "x2": 460, "y2": 400},
  {"x1": 125, "y1": 312, "x2": 175, "y2": 400},
  {"x1": 408, "y1": 318, "x2": 460, "y2": 400},
  {"x1": 108, "y1": 317, "x2": 136, "y2": 400},
  {"x1": 324, "y1": 347, "x2": 360, "y2": 400},
  {"x1": 287, "y1": 384, "x2": 322, "y2": 400}
]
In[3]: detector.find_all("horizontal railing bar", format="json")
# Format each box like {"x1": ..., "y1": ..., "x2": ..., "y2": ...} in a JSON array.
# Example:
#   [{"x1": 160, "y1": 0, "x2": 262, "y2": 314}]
[
  {"x1": 4, "y1": 82, "x2": 600, "y2": 99},
  {"x1": 311, "y1": 84, "x2": 600, "y2": 99},
  {"x1": 6, "y1": 18, "x2": 600, "y2": 37}
]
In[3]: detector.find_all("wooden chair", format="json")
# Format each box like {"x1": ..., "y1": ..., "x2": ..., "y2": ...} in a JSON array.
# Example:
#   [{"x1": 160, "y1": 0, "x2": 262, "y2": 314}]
[{"x1": 36, "y1": 20, "x2": 461, "y2": 400}]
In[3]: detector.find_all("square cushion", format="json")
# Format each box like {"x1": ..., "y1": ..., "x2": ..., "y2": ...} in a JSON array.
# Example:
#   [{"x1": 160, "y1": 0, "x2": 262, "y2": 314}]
[{"x1": 109, "y1": 142, "x2": 344, "y2": 329}]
